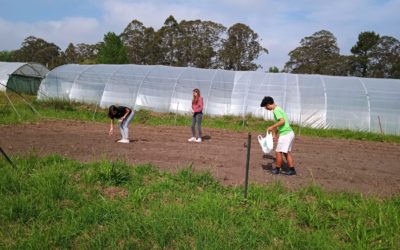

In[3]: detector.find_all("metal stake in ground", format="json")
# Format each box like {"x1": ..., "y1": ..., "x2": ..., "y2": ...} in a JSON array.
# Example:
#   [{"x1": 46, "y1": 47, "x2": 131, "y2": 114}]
[
  {"x1": 378, "y1": 115, "x2": 384, "y2": 141},
  {"x1": 0, "y1": 147, "x2": 16, "y2": 168},
  {"x1": 0, "y1": 82, "x2": 41, "y2": 117},
  {"x1": 244, "y1": 132, "x2": 251, "y2": 199}
]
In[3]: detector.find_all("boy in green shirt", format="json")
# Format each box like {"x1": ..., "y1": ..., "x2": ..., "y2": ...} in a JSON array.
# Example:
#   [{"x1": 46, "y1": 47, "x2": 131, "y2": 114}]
[{"x1": 260, "y1": 96, "x2": 296, "y2": 175}]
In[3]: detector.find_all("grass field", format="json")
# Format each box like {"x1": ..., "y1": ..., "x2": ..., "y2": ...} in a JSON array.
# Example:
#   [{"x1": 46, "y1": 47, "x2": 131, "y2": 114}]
[
  {"x1": 1, "y1": 93, "x2": 399, "y2": 143},
  {"x1": 1, "y1": 155, "x2": 399, "y2": 249},
  {"x1": 1, "y1": 93, "x2": 400, "y2": 249}
]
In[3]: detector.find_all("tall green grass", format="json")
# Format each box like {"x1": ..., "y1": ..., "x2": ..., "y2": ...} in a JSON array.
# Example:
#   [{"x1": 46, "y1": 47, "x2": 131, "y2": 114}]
[
  {"x1": 0, "y1": 155, "x2": 399, "y2": 249},
  {"x1": 1, "y1": 93, "x2": 400, "y2": 143}
]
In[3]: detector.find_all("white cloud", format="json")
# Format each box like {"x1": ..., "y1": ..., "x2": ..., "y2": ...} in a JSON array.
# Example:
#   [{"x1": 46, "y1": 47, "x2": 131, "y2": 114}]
[{"x1": 0, "y1": 17, "x2": 100, "y2": 50}]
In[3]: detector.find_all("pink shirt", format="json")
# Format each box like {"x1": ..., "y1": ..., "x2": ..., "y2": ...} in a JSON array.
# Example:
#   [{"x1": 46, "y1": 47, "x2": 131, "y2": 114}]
[{"x1": 192, "y1": 96, "x2": 204, "y2": 113}]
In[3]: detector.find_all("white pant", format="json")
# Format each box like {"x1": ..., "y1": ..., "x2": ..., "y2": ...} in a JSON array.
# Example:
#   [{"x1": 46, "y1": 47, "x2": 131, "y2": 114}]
[{"x1": 276, "y1": 131, "x2": 294, "y2": 153}]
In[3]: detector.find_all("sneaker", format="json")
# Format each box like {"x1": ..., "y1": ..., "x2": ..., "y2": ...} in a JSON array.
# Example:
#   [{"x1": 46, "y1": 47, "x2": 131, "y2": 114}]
[
  {"x1": 188, "y1": 137, "x2": 196, "y2": 142},
  {"x1": 195, "y1": 138, "x2": 202, "y2": 143},
  {"x1": 285, "y1": 168, "x2": 296, "y2": 176},
  {"x1": 271, "y1": 167, "x2": 281, "y2": 175},
  {"x1": 117, "y1": 139, "x2": 130, "y2": 143}
]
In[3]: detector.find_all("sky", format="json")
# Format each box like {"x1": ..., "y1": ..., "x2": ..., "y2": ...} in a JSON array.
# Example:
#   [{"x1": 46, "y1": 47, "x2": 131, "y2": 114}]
[{"x1": 0, "y1": 0, "x2": 399, "y2": 70}]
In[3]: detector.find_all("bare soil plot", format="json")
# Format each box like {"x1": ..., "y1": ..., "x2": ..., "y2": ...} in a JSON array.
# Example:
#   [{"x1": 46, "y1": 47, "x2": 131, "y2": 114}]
[{"x1": 1, "y1": 120, "x2": 399, "y2": 197}]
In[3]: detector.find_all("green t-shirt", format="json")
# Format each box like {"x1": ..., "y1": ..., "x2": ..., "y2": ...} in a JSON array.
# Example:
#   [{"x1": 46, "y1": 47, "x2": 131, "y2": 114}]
[{"x1": 273, "y1": 106, "x2": 293, "y2": 135}]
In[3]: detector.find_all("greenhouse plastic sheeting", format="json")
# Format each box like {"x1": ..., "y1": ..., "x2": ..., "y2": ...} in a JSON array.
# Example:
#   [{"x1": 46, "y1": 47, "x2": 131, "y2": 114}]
[{"x1": 38, "y1": 64, "x2": 400, "y2": 135}]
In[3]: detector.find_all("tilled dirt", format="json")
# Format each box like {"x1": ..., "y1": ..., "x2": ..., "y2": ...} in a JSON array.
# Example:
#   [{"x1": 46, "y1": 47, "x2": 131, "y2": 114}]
[{"x1": 1, "y1": 120, "x2": 399, "y2": 197}]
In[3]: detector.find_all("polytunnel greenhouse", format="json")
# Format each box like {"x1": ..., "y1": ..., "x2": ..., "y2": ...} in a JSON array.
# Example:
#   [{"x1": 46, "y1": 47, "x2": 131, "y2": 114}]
[
  {"x1": 0, "y1": 62, "x2": 49, "y2": 94},
  {"x1": 38, "y1": 64, "x2": 400, "y2": 135}
]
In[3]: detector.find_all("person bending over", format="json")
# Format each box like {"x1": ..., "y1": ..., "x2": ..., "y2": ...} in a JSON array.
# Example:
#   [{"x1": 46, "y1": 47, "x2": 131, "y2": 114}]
[{"x1": 108, "y1": 105, "x2": 135, "y2": 143}]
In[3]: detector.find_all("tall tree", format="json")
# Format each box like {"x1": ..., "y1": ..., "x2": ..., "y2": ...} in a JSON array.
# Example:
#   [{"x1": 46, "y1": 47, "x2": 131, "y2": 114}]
[
  {"x1": 120, "y1": 20, "x2": 146, "y2": 64},
  {"x1": 64, "y1": 43, "x2": 79, "y2": 64},
  {"x1": 321, "y1": 55, "x2": 351, "y2": 76},
  {"x1": 96, "y1": 32, "x2": 129, "y2": 64},
  {"x1": 157, "y1": 15, "x2": 181, "y2": 66},
  {"x1": 76, "y1": 43, "x2": 99, "y2": 64},
  {"x1": 368, "y1": 36, "x2": 400, "y2": 78},
  {"x1": 13, "y1": 36, "x2": 62, "y2": 69},
  {"x1": 178, "y1": 20, "x2": 226, "y2": 68},
  {"x1": 218, "y1": 23, "x2": 267, "y2": 70},
  {"x1": 350, "y1": 31, "x2": 380, "y2": 77},
  {"x1": 284, "y1": 30, "x2": 341, "y2": 75},
  {"x1": 142, "y1": 27, "x2": 160, "y2": 65}
]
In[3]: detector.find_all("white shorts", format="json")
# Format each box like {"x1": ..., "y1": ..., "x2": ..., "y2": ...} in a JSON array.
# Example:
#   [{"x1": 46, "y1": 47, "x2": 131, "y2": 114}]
[{"x1": 276, "y1": 131, "x2": 295, "y2": 153}]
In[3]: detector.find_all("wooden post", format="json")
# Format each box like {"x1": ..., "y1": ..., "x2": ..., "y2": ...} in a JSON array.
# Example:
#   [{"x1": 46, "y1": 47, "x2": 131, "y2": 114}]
[{"x1": 244, "y1": 132, "x2": 251, "y2": 199}]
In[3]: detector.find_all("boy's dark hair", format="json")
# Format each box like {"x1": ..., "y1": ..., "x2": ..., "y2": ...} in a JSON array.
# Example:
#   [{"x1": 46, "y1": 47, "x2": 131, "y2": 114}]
[
  {"x1": 108, "y1": 105, "x2": 117, "y2": 118},
  {"x1": 260, "y1": 96, "x2": 274, "y2": 107}
]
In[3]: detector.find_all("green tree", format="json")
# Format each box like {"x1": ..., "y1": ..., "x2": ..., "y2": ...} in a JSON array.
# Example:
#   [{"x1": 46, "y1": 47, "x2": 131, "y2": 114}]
[
  {"x1": 268, "y1": 66, "x2": 279, "y2": 73},
  {"x1": 178, "y1": 20, "x2": 226, "y2": 68},
  {"x1": 160, "y1": 15, "x2": 181, "y2": 65},
  {"x1": 119, "y1": 20, "x2": 160, "y2": 65},
  {"x1": 0, "y1": 50, "x2": 15, "y2": 62},
  {"x1": 322, "y1": 55, "x2": 351, "y2": 76},
  {"x1": 157, "y1": 15, "x2": 181, "y2": 66},
  {"x1": 142, "y1": 27, "x2": 161, "y2": 65},
  {"x1": 368, "y1": 36, "x2": 400, "y2": 78},
  {"x1": 64, "y1": 43, "x2": 79, "y2": 64},
  {"x1": 120, "y1": 20, "x2": 146, "y2": 64},
  {"x1": 218, "y1": 23, "x2": 267, "y2": 70},
  {"x1": 76, "y1": 43, "x2": 99, "y2": 64},
  {"x1": 96, "y1": 32, "x2": 129, "y2": 64},
  {"x1": 13, "y1": 36, "x2": 62, "y2": 69},
  {"x1": 284, "y1": 30, "x2": 341, "y2": 75},
  {"x1": 350, "y1": 31, "x2": 380, "y2": 77}
]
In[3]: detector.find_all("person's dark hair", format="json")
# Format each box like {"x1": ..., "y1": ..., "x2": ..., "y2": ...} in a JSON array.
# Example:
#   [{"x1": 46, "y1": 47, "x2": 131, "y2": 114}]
[
  {"x1": 108, "y1": 105, "x2": 117, "y2": 119},
  {"x1": 192, "y1": 88, "x2": 201, "y2": 104},
  {"x1": 260, "y1": 96, "x2": 274, "y2": 107},
  {"x1": 193, "y1": 88, "x2": 201, "y2": 96}
]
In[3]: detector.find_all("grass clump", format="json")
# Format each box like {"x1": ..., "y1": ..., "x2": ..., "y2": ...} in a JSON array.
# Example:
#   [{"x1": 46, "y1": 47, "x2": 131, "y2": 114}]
[
  {"x1": 89, "y1": 161, "x2": 131, "y2": 186},
  {"x1": 34, "y1": 98, "x2": 77, "y2": 111},
  {"x1": 0, "y1": 155, "x2": 399, "y2": 249}
]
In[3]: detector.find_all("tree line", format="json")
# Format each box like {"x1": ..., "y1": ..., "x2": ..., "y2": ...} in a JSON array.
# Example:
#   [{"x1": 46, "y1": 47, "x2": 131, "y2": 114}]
[
  {"x1": 1, "y1": 15, "x2": 399, "y2": 79},
  {"x1": 284, "y1": 30, "x2": 400, "y2": 78},
  {"x1": 0, "y1": 15, "x2": 266, "y2": 72}
]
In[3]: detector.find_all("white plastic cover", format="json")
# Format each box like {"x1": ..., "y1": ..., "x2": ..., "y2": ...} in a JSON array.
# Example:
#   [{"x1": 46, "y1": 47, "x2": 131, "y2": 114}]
[
  {"x1": 0, "y1": 62, "x2": 49, "y2": 91},
  {"x1": 38, "y1": 64, "x2": 400, "y2": 135}
]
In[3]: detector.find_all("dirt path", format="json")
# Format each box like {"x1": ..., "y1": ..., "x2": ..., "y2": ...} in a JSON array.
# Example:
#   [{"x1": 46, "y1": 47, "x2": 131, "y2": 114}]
[{"x1": 1, "y1": 120, "x2": 400, "y2": 197}]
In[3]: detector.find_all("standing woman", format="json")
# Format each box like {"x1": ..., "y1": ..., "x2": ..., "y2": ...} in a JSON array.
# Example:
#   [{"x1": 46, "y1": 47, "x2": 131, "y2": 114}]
[
  {"x1": 188, "y1": 88, "x2": 203, "y2": 143},
  {"x1": 108, "y1": 105, "x2": 135, "y2": 143}
]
